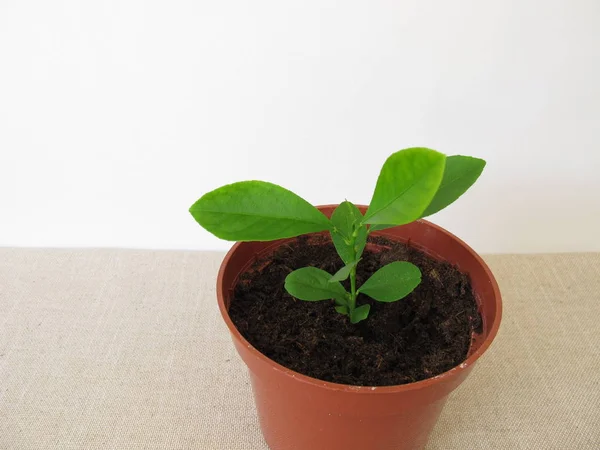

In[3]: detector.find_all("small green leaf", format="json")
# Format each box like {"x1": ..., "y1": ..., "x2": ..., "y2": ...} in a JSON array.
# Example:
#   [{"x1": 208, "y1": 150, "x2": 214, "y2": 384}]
[
  {"x1": 331, "y1": 231, "x2": 354, "y2": 264},
  {"x1": 421, "y1": 155, "x2": 486, "y2": 217},
  {"x1": 358, "y1": 261, "x2": 422, "y2": 302},
  {"x1": 354, "y1": 225, "x2": 368, "y2": 260},
  {"x1": 364, "y1": 148, "x2": 446, "y2": 226},
  {"x1": 329, "y1": 259, "x2": 361, "y2": 282},
  {"x1": 331, "y1": 201, "x2": 364, "y2": 264},
  {"x1": 330, "y1": 201, "x2": 363, "y2": 238},
  {"x1": 335, "y1": 305, "x2": 349, "y2": 315},
  {"x1": 334, "y1": 296, "x2": 347, "y2": 306},
  {"x1": 189, "y1": 181, "x2": 331, "y2": 241},
  {"x1": 350, "y1": 304, "x2": 371, "y2": 324},
  {"x1": 285, "y1": 267, "x2": 348, "y2": 302}
]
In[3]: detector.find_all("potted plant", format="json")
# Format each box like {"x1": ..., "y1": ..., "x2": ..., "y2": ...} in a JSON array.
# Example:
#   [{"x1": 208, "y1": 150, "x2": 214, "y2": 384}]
[{"x1": 189, "y1": 147, "x2": 502, "y2": 450}]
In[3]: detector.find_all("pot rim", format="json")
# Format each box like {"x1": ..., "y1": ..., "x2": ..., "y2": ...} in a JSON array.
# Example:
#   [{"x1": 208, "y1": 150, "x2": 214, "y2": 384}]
[{"x1": 216, "y1": 205, "x2": 502, "y2": 394}]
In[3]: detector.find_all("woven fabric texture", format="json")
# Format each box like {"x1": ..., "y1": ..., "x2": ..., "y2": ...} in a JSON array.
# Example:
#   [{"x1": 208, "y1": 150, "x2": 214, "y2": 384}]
[{"x1": 0, "y1": 249, "x2": 598, "y2": 449}]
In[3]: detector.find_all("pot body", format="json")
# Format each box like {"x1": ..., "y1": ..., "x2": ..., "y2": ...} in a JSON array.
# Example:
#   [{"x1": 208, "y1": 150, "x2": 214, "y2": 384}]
[{"x1": 217, "y1": 205, "x2": 502, "y2": 450}]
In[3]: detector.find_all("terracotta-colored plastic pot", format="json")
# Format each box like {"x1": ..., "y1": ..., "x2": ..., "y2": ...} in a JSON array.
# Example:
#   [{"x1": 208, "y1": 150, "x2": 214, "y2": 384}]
[{"x1": 217, "y1": 205, "x2": 502, "y2": 450}]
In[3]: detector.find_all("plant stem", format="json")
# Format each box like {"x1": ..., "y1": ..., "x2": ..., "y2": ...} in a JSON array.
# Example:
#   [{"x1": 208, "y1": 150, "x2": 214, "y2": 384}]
[
  {"x1": 348, "y1": 229, "x2": 359, "y2": 313},
  {"x1": 349, "y1": 265, "x2": 357, "y2": 312}
]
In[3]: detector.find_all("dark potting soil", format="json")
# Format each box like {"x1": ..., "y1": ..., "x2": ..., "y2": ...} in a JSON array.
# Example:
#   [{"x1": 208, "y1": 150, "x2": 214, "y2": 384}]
[{"x1": 229, "y1": 234, "x2": 483, "y2": 387}]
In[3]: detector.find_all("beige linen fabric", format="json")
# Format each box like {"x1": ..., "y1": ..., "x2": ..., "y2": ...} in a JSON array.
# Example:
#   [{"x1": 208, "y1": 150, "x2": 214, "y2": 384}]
[{"x1": 0, "y1": 249, "x2": 598, "y2": 449}]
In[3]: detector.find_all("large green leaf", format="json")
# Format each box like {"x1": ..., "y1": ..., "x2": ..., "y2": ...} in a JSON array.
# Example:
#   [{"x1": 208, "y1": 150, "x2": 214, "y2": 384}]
[
  {"x1": 364, "y1": 148, "x2": 446, "y2": 225},
  {"x1": 368, "y1": 223, "x2": 396, "y2": 233},
  {"x1": 421, "y1": 155, "x2": 486, "y2": 217},
  {"x1": 358, "y1": 261, "x2": 422, "y2": 302},
  {"x1": 285, "y1": 267, "x2": 348, "y2": 302},
  {"x1": 189, "y1": 181, "x2": 331, "y2": 241}
]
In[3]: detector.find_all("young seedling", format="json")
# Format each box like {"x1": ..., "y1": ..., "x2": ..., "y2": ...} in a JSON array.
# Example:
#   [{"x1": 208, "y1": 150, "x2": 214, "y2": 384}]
[{"x1": 189, "y1": 147, "x2": 485, "y2": 323}]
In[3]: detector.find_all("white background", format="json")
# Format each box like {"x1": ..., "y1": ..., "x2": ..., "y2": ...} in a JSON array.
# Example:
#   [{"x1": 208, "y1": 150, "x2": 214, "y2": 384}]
[{"x1": 1, "y1": 1, "x2": 598, "y2": 253}]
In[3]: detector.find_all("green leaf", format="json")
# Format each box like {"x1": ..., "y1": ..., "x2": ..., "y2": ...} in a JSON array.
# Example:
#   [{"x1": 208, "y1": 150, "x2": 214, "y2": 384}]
[
  {"x1": 189, "y1": 181, "x2": 331, "y2": 241},
  {"x1": 364, "y1": 148, "x2": 446, "y2": 226},
  {"x1": 330, "y1": 201, "x2": 368, "y2": 264},
  {"x1": 329, "y1": 259, "x2": 361, "y2": 282},
  {"x1": 335, "y1": 305, "x2": 349, "y2": 315},
  {"x1": 285, "y1": 267, "x2": 348, "y2": 302},
  {"x1": 330, "y1": 201, "x2": 363, "y2": 239},
  {"x1": 421, "y1": 155, "x2": 486, "y2": 217},
  {"x1": 350, "y1": 304, "x2": 371, "y2": 324},
  {"x1": 368, "y1": 224, "x2": 396, "y2": 233},
  {"x1": 354, "y1": 225, "x2": 368, "y2": 260},
  {"x1": 331, "y1": 201, "x2": 363, "y2": 264},
  {"x1": 331, "y1": 231, "x2": 354, "y2": 264},
  {"x1": 358, "y1": 261, "x2": 422, "y2": 302},
  {"x1": 332, "y1": 225, "x2": 367, "y2": 265}
]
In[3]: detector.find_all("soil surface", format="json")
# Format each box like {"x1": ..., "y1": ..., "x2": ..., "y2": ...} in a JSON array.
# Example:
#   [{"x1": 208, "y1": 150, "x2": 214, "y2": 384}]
[{"x1": 230, "y1": 234, "x2": 482, "y2": 386}]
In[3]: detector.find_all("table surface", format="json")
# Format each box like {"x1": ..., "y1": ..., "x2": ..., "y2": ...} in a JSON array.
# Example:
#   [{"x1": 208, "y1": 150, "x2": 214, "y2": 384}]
[{"x1": 0, "y1": 248, "x2": 598, "y2": 449}]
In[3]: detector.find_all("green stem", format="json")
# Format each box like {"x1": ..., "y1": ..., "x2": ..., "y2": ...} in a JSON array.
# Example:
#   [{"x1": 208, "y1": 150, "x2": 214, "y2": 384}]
[
  {"x1": 349, "y1": 265, "x2": 357, "y2": 312},
  {"x1": 348, "y1": 229, "x2": 359, "y2": 313}
]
